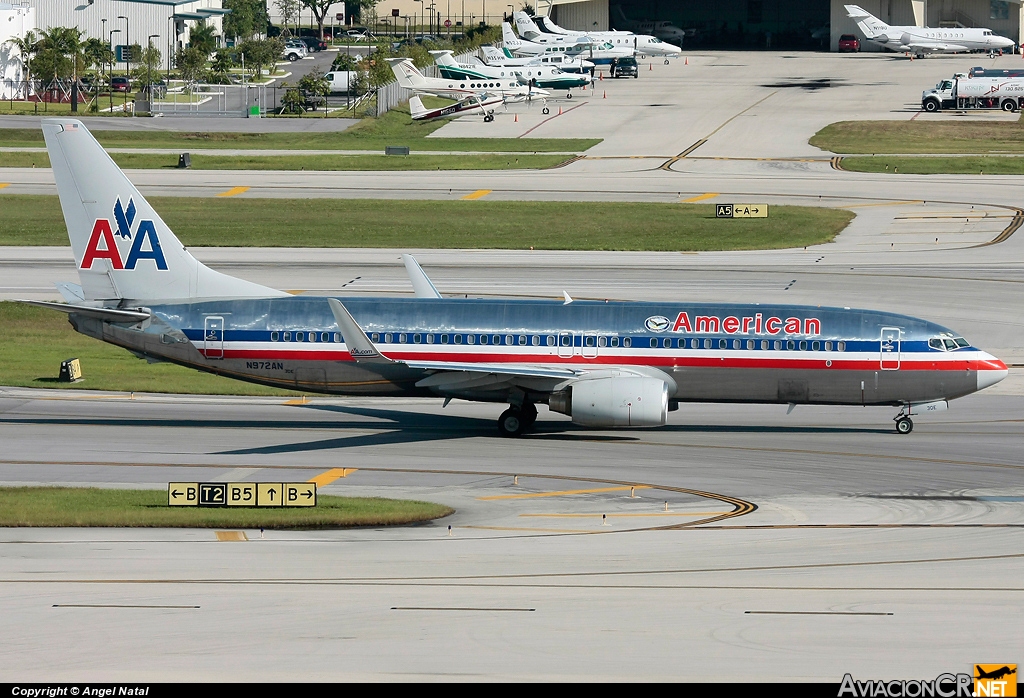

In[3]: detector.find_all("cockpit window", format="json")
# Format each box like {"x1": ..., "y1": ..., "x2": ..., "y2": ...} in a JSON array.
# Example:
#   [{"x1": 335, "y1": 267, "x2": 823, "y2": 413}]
[{"x1": 931, "y1": 336, "x2": 971, "y2": 351}]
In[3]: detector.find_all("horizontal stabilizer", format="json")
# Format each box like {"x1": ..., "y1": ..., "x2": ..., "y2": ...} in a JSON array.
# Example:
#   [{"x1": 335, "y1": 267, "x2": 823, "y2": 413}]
[{"x1": 18, "y1": 299, "x2": 151, "y2": 323}]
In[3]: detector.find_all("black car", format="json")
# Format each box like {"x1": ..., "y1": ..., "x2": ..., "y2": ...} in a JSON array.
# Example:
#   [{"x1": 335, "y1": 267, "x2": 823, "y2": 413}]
[
  {"x1": 300, "y1": 36, "x2": 328, "y2": 52},
  {"x1": 610, "y1": 55, "x2": 638, "y2": 78}
]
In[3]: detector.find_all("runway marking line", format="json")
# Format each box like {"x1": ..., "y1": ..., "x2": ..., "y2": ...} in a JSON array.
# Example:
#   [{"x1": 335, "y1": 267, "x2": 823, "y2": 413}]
[
  {"x1": 462, "y1": 189, "x2": 492, "y2": 200},
  {"x1": 283, "y1": 397, "x2": 310, "y2": 405},
  {"x1": 479, "y1": 485, "x2": 651, "y2": 500},
  {"x1": 520, "y1": 511, "x2": 731, "y2": 518},
  {"x1": 844, "y1": 200, "x2": 922, "y2": 209},
  {"x1": 463, "y1": 525, "x2": 596, "y2": 534},
  {"x1": 0, "y1": 183, "x2": 10, "y2": 189},
  {"x1": 215, "y1": 531, "x2": 248, "y2": 541},
  {"x1": 309, "y1": 468, "x2": 357, "y2": 486},
  {"x1": 215, "y1": 186, "x2": 250, "y2": 198},
  {"x1": 681, "y1": 192, "x2": 719, "y2": 203}
]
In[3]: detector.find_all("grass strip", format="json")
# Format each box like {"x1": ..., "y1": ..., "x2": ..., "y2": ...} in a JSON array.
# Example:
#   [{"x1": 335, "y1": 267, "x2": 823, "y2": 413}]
[
  {"x1": 0, "y1": 487, "x2": 453, "y2": 528},
  {"x1": 0, "y1": 195, "x2": 852, "y2": 249},
  {"x1": 810, "y1": 119, "x2": 1024, "y2": 154},
  {"x1": 0, "y1": 108, "x2": 601, "y2": 153},
  {"x1": 840, "y1": 155, "x2": 1024, "y2": 175},
  {"x1": 0, "y1": 302, "x2": 299, "y2": 394},
  {"x1": 0, "y1": 151, "x2": 571, "y2": 171}
]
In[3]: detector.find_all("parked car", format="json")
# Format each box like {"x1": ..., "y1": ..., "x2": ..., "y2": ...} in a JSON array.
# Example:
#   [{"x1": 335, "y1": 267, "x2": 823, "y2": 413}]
[
  {"x1": 610, "y1": 55, "x2": 638, "y2": 78},
  {"x1": 838, "y1": 34, "x2": 860, "y2": 52},
  {"x1": 111, "y1": 76, "x2": 131, "y2": 92},
  {"x1": 282, "y1": 45, "x2": 306, "y2": 62},
  {"x1": 300, "y1": 36, "x2": 328, "y2": 52},
  {"x1": 345, "y1": 29, "x2": 370, "y2": 41}
]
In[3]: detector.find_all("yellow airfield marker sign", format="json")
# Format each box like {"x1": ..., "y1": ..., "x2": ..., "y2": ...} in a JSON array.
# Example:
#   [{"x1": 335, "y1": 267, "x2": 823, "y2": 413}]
[{"x1": 168, "y1": 482, "x2": 316, "y2": 508}]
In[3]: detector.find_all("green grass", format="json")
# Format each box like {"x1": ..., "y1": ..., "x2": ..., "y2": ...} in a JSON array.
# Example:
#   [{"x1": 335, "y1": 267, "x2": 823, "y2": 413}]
[
  {"x1": 0, "y1": 151, "x2": 572, "y2": 171},
  {"x1": 0, "y1": 107, "x2": 600, "y2": 153},
  {"x1": 840, "y1": 155, "x2": 1024, "y2": 175},
  {"x1": 0, "y1": 195, "x2": 853, "y2": 249},
  {"x1": 0, "y1": 487, "x2": 453, "y2": 528},
  {"x1": 0, "y1": 302, "x2": 299, "y2": 394},
  {"x1": 810, "y1": 119, "x2": 1024, "y2": 154}
]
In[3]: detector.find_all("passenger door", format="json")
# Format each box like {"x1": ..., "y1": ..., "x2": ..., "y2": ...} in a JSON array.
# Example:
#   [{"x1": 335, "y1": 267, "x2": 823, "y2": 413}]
[
  {"x1": 880, "y1": 327, "x2": 901, "y2": 370},
  {"x1": 204, "y1": 316, "x2": 224, "y2": 360}
]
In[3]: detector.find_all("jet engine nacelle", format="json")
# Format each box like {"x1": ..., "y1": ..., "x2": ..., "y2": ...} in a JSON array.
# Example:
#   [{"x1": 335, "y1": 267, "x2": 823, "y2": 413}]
[{"x1": 549, "y1": 376, "x2": 668, "y2": 427}]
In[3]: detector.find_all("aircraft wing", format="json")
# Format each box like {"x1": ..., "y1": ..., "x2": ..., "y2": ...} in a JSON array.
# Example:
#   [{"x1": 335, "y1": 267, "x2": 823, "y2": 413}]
[
  {"x1": 17, "y1": 299, "x2": 151, "y2": 323},
  {"x1": 900, "y1": 41, "x2": 969, "y2": 52}
]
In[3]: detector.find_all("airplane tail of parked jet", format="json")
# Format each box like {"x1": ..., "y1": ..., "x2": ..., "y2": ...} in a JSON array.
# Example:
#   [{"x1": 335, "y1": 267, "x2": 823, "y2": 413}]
[
  {"x1": 388, "y1": 57, "x2": 430, "y2": 89},
  {"x1": 480, "y1": 45, "x2": 507, "y2": 63},
  {"x1": 430, "y1": 49, "x2": 459, "y2": 67},
  {"x1": 513, "y1": 11, "x2": 545, "y2": 39},
  {"x1": 502, "y1": 21, "x2": 523, "y2": 46},
  {"x1": 40, "y1": 119, "x2": 285, "y2": 303},
  {"x1": 845, "y1": 5, "x2": 890, "y2": 39}
]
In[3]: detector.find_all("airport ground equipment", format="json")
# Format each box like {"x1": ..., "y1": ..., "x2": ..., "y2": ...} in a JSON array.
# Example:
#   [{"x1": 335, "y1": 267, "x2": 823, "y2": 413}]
[{"x1": 922, "y1": 76, "x2": 1024, "y2": 112}]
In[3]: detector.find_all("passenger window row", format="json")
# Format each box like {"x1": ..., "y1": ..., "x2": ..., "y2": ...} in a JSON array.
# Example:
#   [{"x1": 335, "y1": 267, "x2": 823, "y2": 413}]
[{"x1": 271, "y1": 331, "x2": 340, "y2": 343}]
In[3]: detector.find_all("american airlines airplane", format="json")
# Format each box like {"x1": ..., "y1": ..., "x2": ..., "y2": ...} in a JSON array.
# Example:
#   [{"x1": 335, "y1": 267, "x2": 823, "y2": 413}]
[
  {"x1": 845, "y1": 5, "x2": 1015, "y2": 57},
  {"x1": 24, "y1": 120, "x2": 1008, "y2": 437}
]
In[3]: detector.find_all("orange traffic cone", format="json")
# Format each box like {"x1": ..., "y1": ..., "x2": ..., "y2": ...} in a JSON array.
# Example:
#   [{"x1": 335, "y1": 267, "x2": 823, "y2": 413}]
[
  {"x1": 649, "y1": 62, "x2": 653, "y2": 70},
  {"x1": 685, "y1": 57, "x2": 689, "y2": 65},
  {"x1": 558, "y1": 106, "x2": 562, "y2": 115},
  {"x1": 514, "y1": 113, "x2": 518, "y2": 122},
  {"x1": 599, "y1": 72, "x2": 603, "y2": 80},
  {"x1": 603, "y1": 90, "x2": 606, "y2": 98}
]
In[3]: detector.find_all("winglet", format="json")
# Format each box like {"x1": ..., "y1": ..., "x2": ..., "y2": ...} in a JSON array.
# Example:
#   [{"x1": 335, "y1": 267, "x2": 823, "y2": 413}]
[
  {"x1": 402, "y1": 254, "x2": 442, "y2": 298},
  {"x1": 327, "y1": 298, "x2": 391, "y2": 363},
  {"x1": 563, "y1": 291, "x2": 574, "y2": 305}
]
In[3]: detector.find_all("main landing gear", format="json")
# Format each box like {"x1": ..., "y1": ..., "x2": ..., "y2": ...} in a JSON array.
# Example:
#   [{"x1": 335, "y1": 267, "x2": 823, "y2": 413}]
[
  {"x1": 483, "y1": 113, "x2": 494, "y2": 122},
  {"x1": 894, "y1": 406, "x2": 913, "y2": 434},
  {"x1": 497, "y1": 402, "x2": 538, "y2": 437}
]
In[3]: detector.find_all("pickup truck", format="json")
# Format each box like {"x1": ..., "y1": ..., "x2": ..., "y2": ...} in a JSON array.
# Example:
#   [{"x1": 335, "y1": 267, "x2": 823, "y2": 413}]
[{"x1": 324, "y1": 70, "x2": 358, "y2": 93}]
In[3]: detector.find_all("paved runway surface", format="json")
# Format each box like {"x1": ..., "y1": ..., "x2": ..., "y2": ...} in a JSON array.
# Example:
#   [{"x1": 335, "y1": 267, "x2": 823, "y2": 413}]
[{"x1": 1, "y1": 51, "x2": 1023, "y2": 681}]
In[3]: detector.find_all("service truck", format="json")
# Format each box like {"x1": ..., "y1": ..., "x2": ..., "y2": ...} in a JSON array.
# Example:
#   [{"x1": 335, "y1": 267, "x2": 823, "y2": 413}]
[{"x1": 922, "y1": 76, "x2": 1024, "y2": 112}]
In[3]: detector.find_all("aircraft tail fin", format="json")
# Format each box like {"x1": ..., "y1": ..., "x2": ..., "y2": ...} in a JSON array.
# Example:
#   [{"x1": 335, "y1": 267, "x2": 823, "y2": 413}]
[
  {"x1": 40, "y1": 119, "x2": 285, "y2": 302},
  {"x1": 480, "y1": 45, "x2": 505, "y2": 63},
  {"x1": 502, "y1": 21, "x2": 521, "y2": 46},
  {"x1": 844, "y1": 5, "x2": 889, "y2": 38},
  {"x1": 429, "y1": 49, "x2": 457, "y2": 67},
  {"x1": 388, "y1": 58, "x2": 427, "y2": 88},
  {"x1": 409, "y1": 94, "x2": 430, "y2": 120},
  {"x1": 513, "y1": 11, "x2": 543, "y2": 39}
]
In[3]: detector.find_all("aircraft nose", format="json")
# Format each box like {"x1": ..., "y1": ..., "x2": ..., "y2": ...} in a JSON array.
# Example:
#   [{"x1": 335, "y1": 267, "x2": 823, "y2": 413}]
[{"x1": 977, "y1": 355, "x2": 1008, "y2": 391}]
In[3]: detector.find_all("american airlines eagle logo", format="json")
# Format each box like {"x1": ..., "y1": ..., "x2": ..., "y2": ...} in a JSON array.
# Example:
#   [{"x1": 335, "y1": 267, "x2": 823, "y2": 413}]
[
  {"x1": 645, "y1": 316, "x2": 671, "y2": 332},
  {"x1": 80, "y1": 197, "x2": 168, "y2": 270}
]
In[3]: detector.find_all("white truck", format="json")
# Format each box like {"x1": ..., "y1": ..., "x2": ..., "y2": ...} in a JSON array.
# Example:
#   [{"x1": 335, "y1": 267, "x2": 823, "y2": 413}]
[
  {"x1": 324, "y1": 71, "x2": 359, "y2": 94},
  {"x1": 922, "y1": 76, "x2": 1024, "y2": 112}
]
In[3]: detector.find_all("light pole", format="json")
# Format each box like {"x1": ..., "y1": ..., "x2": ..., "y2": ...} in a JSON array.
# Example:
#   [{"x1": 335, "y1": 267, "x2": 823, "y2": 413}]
[
  {"x1": 101, "y1": 18, "x2": 107, "y2": 89},
  {"x1": 108, "y1": 28, "x2": 120, "y2": 113},
  {"x1": 147, "y1": 34, "x2": 159, "y2": 105},
  {"x1": 414, "y1": 0, "x2": 423, "y2": 37},
  {"x1": 507, "y1": 4, "x2": 512, "y2": 22}
]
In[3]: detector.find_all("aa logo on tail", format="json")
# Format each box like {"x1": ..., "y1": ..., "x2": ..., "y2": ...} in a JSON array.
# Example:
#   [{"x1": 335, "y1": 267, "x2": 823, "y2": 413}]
[{"x1": 81, "y1": 197, "x2": 168, "y2": 270}]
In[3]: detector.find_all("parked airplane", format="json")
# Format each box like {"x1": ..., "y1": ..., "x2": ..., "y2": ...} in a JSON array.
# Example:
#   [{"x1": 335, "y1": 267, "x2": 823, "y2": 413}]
[
  {"x1": 431, "y1": 50, "x2": 591, "y2": 98},
  {"x1": 611, "y1": 5, "x2": 687, "y2": 44},
  {"x1": 480, "y1": 46, "x2": 594, "y2": 74},
  {"x1": 845, "y1": 5, "x2": 1015, "y2": 57},
  {"x1": 24, "y1": 119, "x2": 1008, "y2": 437},
  {"x1": 388, "y1": 57, "x2": 549, "y2": 121},
  {"x1": 535, "y1": 14, "x2": 631, "y2": 37},
  {"x1": 515, "y1": 12, "x2": 682, "y2": 61},
  {"x1": 502, "y1": 22, "x2": 633, "y2": 65},
  {"x1": 409, "y1": 93, "x2": 505, "y2": 121}
]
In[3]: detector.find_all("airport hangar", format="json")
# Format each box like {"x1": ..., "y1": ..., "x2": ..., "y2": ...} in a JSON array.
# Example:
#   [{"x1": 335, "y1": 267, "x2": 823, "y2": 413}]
[{"x1": 366, "y1": 0, "x2": 1024, "y2": 50}]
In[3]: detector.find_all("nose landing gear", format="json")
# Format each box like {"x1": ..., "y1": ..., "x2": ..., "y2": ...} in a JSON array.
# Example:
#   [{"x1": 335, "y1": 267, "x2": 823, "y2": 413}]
[{"x1": 894, "y1": 405, "x2": 913, "y2": 434}]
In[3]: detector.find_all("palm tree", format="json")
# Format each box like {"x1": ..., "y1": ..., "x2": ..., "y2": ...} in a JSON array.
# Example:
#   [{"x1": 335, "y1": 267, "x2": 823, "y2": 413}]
[
  {"x1": 35, "y1": 27, "x2": 85, "y2": 109},
  {"x1": 3, "y1": 30, "x2": 39, "y2": 100},
  {"x1": 189, "y1": 21, "x2": 218, "y2": 55}
]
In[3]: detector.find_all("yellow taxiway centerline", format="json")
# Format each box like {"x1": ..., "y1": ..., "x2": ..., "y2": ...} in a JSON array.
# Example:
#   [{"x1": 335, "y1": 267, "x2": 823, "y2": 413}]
[
  {"x1": 216, "y1": 186, "x2": 250, "y2": 197},
  {"x1": 478, "y1": 485, "x2": 651, "y2": 501},
  {"x1": 0, "y1": 183, "x2": 10, "y2": 189},
  {"x1": 681, "y1": 192, "x2": 719, "y2": 203},
  {"x1": 308, "y1": 468, "x2": 358, "y2": 486},
  {"x1": 462, "y1": 189, "x2": 492, "y2": 200}
]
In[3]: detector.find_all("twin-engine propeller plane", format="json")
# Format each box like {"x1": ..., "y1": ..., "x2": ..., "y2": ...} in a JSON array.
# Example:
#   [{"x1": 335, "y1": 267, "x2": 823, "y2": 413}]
[{"x1": 22, "y1": 120, "x2": 1008, "y2": 436}]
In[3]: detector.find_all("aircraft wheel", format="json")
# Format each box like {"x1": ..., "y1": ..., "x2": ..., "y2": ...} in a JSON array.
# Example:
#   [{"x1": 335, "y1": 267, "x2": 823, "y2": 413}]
[
  {"x1": 498, "y1": 408, "x2": 526, "y2": 437},
  {"x1": 566, "y1": 92, "x2": 572, "y2": 99},
  {"x1": 895, "y1": 417, "x2": 914, "y2": 434},
  {"x1": 520, "y1": 402, "x2": 538, "y2": 430},
  {"x1": 542, "y1": 107, "x2": 550, "y2": 114},
  {"x1": 664, "y1": 59, "x2": 670, "y2": 65},
  {"x1": 484, "y1": 114, "x2": 494, "y2": 122}
]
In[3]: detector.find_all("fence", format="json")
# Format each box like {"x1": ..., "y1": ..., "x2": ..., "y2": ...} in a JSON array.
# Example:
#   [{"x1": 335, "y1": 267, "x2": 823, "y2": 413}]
[{"x1": 374, "y1": 49, "x2": 480, "y2": 116}]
